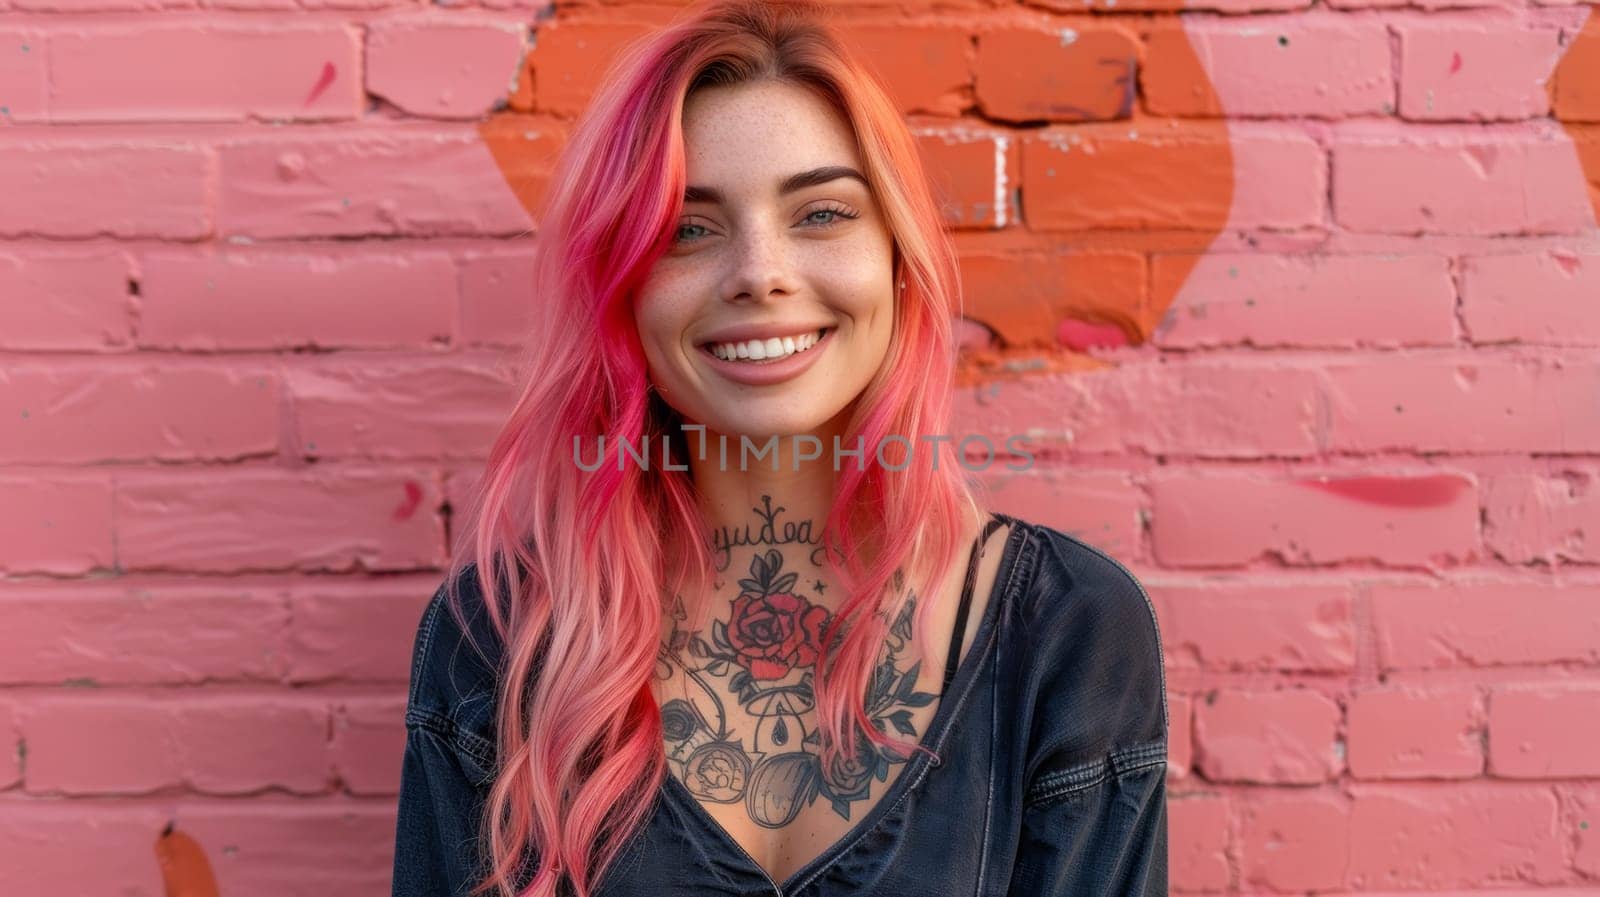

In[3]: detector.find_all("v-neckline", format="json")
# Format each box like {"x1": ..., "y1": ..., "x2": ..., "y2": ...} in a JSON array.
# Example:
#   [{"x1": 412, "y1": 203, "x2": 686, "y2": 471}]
[{"x1": 656, "y1": 515, "x2": 1031, "y2": 896}]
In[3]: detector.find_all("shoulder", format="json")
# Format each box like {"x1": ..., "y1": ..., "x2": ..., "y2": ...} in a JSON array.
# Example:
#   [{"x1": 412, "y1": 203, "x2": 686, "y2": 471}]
[
  {"x1": 1004, "y1": 516, "x2": 1169, "y2": 758},
  {"x1": 405, "y1": 563, "x2": 508, "y2": 776}
]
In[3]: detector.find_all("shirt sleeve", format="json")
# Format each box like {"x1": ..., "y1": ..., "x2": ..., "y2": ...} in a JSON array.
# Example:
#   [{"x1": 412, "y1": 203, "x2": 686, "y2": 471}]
[
  {"x1": 392, "y1": 719, "x2": 494, "y2": 897},
  {"x1": 1006, "y1": 528, "x2": 1170, "y2": 896},
  {"x1": 1006, "y1": 743, "x2": 1169, "y2": 896},
  {"x1": 392, "y1": 573, "x2": 504, "y2": 897}
]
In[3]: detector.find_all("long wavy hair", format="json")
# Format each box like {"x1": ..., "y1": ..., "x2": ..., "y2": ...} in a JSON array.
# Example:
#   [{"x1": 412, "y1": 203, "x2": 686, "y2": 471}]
[{"x1": 440, "y1": 1, "x2": 984, "y2": 894}]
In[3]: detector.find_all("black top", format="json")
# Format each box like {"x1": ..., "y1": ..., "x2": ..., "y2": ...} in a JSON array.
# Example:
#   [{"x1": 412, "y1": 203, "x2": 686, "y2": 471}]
[{"x1": 393, "y1": 512, "x2": 1169, "y2": 897}]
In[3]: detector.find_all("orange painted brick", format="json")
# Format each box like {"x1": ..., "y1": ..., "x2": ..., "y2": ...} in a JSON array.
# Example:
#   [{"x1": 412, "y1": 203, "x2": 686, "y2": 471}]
[
  {"x1": 917, "y1": 130, "x2": 1013, "y2": 230},
  {"x1": 1552, "y1": 23, "x2": 1600, "y2": 121},
  {"x1": 1020, "y1": 124, "x2": 1234, "y2": 231},
  {"x1": 957, "y1": 251, "x2": 1143, "y2": 347},
  {"x1": 527, "y1": 19, "x2": 661, "y2": 117},
  {"x1": 837, "y1": 23, "x2": 971, "y2": 116},
  {"x1": 976, "y1": 25, "x2": 1139, "y2": 122}
]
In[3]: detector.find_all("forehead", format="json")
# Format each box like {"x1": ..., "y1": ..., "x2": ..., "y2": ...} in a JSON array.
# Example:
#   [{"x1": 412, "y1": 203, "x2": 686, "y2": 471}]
[{"x1": 679, "y1": 80, "x2": 863, "y2": 196}]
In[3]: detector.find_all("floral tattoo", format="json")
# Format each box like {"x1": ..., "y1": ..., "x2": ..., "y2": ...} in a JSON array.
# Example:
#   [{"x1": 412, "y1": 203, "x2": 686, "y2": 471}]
[{"x1": 656, "y1": 545, "x2": 937, "y2": 827}]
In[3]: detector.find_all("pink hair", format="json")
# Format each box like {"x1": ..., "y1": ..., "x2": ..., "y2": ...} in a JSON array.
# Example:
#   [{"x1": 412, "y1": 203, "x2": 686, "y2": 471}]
[{"x1": 440, "y1": 1, "x2": 985, "y2": 894}]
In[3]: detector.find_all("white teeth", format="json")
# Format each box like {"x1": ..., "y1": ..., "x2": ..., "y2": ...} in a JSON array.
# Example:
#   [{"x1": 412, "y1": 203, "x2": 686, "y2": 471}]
[{"x1": 710, "y1": 329, "x2": 825, "y2": 363}]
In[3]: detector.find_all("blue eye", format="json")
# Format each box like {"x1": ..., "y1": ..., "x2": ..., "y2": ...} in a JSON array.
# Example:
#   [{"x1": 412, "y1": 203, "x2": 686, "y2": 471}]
[{"x1": 672, "y1": 204, "x2": 860, "y2": 245}]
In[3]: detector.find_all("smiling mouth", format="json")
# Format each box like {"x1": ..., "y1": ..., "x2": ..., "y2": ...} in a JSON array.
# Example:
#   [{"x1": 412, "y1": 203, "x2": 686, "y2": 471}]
[{"x1": 701, "y1": 327, "x2": 833, "y2": 364}]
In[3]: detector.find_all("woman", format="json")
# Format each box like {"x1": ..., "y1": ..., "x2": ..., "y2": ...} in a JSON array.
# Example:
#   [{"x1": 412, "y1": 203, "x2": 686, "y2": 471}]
[{"x1": 392, "y1": 2, "x2": 1168, "y2": 895}]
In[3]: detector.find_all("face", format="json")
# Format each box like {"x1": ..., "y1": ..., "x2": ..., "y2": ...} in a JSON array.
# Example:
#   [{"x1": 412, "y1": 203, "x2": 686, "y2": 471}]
[{"x1": 632, "y1": 79, "x2": 897, "y2": 441}]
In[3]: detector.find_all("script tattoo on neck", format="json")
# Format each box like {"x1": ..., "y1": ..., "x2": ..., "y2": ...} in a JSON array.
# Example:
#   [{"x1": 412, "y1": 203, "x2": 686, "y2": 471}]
[{"x1": 710, "y1": 494, "x2": 829, "y2": 571}]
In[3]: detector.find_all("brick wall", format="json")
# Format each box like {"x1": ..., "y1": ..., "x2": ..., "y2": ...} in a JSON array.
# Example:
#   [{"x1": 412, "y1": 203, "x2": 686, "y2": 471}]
[{"x1": 1, "y1": 0, "x2": 1597, "y2": 893}]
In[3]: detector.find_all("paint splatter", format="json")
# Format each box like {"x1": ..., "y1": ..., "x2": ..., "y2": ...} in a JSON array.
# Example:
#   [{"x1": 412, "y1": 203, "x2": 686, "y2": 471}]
[
  {"x1": 393, "y1": 480, "x2": 424, "y2": 520},
  {"x1": 304, "y1": 62, "x2": 337, "y2": 106},
  {"x1": 1299, "y1": 475, "x2": 1468, "y2": 509},
  {"x1": 1449, "y1": 51, "x2": 1462, "y2": 75}
]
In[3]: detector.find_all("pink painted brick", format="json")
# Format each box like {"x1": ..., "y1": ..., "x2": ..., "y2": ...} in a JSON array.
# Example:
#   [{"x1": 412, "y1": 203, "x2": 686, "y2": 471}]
[
  {"x1": 21, "y1": 695, "x2": 329, "y2": 794},
  {"x1": 1348, "y1": 784, "x2": 1565, "y2": 888},
  {"x1": 1022, "y1": 127, "x2": 1325, "y2": 230},
  {"x1": 1149, "y1": 580, "x2": 1356, "y2": 673},
  {"x1": 0, "y1": 700, "x2": 18, "y2": 789},
  {"x1": 1239, "y1": 791, "x2": 1350, "y2": 891},
  {"x1": 1168, "y1": 692, "x2": 1193, "y2": 778},
  {"x1": 286, "y1": 582, "x2": 437, "y2": 684},
  {"x1": 1332, "y1": 130, "x2": 1595, "y2": 234},
  {"x1": 329, "y1": 697, "x2": 407, "y2": 795},
  {"x1": 0, "y1": 251, "x2": 131, "y2": 350},
  {"x1": 459, "y1": 250, "x2": 538, "y2": 346},
  {"x1": 0, "y1": 803, "x2": 166, "y2": 895},
  {"x1": 1323, "y1": 358, "x2": 1600, "y2": 454},
  {"x1": 0, "y1": 582, "x2": 289, "y2": 685},
  {"x1": 1220, "y1": 126, "x2": 1329, "y2": 228},
  {"x1": 366, "y1": 20, "x2": 526, "y2": 118},
  {"x1": 1154, "y1": 253, "x2": 1457, "y2": 348},
  {"x1": 975, "y1": 469, "x2": 1143, "y2": 561},
  {"x1": 1485, "y1": 472, "x2": 1600, "y2": 565},
  {"x1": 1397, "y1": 24, "x2": 1564, "y2": 121},
  {"x1": 0, "y1": 800, "x2": 396, "y2": 897},
  {"x1": 966, "y1": 361, "x2": 1321, "y2": 458},
  {"x1": 444, "y1": 462, "x2": 487, "y2": 518},
  {"x1": 0, "y1": 143, "x2": 209, "y2": 239},
  {"x1": 216, "y1": 136, "x2": 533, "y2": 239},
  {"x1": 1145, "y1": 20, "x2": 1392, "y2": 118},
  {"x1": 1463, "y1": 250, "x2": 1600, "y2": 345},
  {"x1": 1, "y1": 363, "x2": 280, "y2": 463},
  {"x1": 0, "y1": 28, "x2": 46, "y2": 121},
  {"x1": 51, "y1": 25, "x2": 361, "y2": 122},
  {"x1": 1331, "y1": 0, "x2": 1514, "y2": 10},
  {"x1": 1149, "y1": 472, "x2": 1479, "y2": 569},
  {"x1": 0, "y1": 475, "x2": 114, "y2": 575},
  {"x1": 1170, "y1": 791, "x2": 1230, "y2": 889},
  {"x1": 1490, "y1": 686, "x2": 1600, "y2": 777},
  {"x1": 289, "y1": 361, "x2": 517, "y2": 460},
  {"x1": 1372, "y1": 580, "x2": 1600, "y2": 669},
  {"x1": 114, "y1": 469, "x2": 446, "y2": 573},
  {"x1": 1347, "y1": 686, "x2": 1484, "y2": 779},
  {"x1": 1193, "y1": 688, "x2": 1343, "y2": 783},
  {"x1": 1570, "y1": 784, "x2": 1600, "y2": 878},
  {"x1": 137, "y1": 250, "x2": 456, "y2": 350},
  {"x1": 175, "y1": 801, "x2": 398, "y2": 896}
]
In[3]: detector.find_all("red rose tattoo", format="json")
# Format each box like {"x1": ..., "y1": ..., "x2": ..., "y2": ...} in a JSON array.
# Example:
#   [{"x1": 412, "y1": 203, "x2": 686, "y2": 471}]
[{"x1": 727, "y1": 587, "x2": 830, "y2": 681}]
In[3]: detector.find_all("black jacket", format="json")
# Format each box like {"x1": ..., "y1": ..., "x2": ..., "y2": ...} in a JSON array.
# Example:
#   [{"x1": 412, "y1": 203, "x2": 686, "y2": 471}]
[{"x1": 392, "y1": 512, "x2": 1169, "y2": 896}]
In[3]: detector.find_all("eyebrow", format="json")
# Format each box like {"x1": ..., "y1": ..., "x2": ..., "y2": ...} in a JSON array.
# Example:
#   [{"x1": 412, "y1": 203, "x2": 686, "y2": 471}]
[{"x1": 682, "y1": 165, "x2": 869, "y2": 205}]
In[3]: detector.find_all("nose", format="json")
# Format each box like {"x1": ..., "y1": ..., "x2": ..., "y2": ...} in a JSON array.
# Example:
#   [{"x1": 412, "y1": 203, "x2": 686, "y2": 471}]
[{"x1": 722, "y1": 221, "x2": 800, "y2": 304}]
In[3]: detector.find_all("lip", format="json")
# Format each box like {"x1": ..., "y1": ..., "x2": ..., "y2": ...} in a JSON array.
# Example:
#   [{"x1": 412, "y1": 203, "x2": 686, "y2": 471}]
[
  {"x1": 698, "y1": 322, "x2": 836, "y2": 346},
  {"x1": 698, "y1": 327, "x2": 834, "y2": 387}
]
